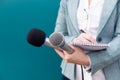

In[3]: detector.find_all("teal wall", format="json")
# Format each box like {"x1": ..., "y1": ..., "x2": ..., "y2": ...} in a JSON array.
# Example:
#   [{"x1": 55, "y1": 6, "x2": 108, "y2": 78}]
[{"x1": 0, "y1": 0, "x2": 62, "y2": 80}]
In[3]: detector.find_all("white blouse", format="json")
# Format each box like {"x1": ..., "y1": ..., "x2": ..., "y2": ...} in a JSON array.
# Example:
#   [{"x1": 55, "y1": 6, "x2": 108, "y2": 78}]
[{"x1": 76, "y1": 0, "x2": 105, "y2": 80}]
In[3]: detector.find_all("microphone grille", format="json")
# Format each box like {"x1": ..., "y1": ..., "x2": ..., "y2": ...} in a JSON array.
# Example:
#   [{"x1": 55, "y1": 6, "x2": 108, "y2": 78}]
[
  {"x1": 27, "y1": 28, "x2": 46, "y2": 47},
  {"x1": 49, "y1": 32, "x2": 64, "y2": 46}
]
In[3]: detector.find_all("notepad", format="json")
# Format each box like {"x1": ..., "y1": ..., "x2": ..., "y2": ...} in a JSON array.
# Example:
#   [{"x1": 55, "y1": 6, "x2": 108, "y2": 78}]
[{"x1": 71, "y1": 42, "x2": 110, "y2": 51}]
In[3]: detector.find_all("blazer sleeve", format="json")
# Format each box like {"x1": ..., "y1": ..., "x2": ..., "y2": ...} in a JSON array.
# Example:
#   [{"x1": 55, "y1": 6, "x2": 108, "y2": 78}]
[
  {"x1": 54, "y1": 0, "x2": 78, "y2": 42},
  {"x1": 87, "y1": 2, "x2": 120, "y2": 75}
]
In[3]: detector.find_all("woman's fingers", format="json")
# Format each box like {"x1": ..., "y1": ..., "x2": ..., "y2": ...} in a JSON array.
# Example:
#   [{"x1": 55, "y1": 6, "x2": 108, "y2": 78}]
[
  {"x1": 74, "y1": 33, "x2": 96, "y2": 43},
  {"x1": 82, "y1": 34, "x2": 96, "y2": 42},
  {"x1": 55, "y1": 49, "x2": 65, "y2": 59}
]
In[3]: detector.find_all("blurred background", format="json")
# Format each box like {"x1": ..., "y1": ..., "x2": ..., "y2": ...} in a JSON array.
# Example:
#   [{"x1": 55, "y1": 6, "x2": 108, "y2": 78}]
[{"x1": 0, "y1": 0, "x2": 62, "y2": 80}]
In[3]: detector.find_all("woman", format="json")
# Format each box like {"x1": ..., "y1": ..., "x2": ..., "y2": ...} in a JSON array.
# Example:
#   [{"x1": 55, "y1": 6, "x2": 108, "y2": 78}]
[{"x1": 54, "y1": 0, "x2": 120, "y2": 80}]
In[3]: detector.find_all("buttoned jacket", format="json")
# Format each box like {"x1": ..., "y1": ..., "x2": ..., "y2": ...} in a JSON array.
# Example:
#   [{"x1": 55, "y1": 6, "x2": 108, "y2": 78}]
[{"x1": 54, "y1": 0, "x2": 120, "y2": 80}]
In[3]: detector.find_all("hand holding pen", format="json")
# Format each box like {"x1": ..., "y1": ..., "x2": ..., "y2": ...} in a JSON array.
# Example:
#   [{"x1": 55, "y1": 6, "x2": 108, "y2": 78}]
[{"x1": 73, "y1": 29, "x2": 96, "y2": 43}]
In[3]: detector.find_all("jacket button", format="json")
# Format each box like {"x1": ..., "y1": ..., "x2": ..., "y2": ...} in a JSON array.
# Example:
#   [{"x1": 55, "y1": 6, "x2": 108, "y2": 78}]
[{"x1": 97, "y1": 37, "x2": 102, "y2": 42}]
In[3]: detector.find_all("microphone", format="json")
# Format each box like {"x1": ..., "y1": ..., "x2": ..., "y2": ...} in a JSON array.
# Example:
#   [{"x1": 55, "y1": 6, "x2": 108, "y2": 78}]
[
  {"x1": 49, "y1": 32, "x2": 74, "y2": 54},
  {"x1": 27, "y1": 28, "x2": 54, "y2": 48}
]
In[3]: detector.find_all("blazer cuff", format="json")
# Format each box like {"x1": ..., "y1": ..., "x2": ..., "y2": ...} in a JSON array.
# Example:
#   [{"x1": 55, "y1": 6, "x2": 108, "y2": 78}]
[{"x1": 84, "y1": 55, "x2": 91, "y2": 72}]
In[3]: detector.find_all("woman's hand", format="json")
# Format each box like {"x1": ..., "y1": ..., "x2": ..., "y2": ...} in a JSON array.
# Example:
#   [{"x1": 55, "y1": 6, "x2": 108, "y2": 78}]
[
  {"x1": 55, "y1": 44, "x2": 90, "y2": 66},
  {"x1": 73, "y1": 33, "x2": 96, "y2": 43},
  {"x1": 54, "y1": 33, "x2": 96, "y2": 66}
]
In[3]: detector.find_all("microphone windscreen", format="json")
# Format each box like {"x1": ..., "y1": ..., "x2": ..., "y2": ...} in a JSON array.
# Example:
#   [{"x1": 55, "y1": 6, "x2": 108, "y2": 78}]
[
  {"x1": 49, "y1": 32, "x2": 63, "y2": 46},
  {"x1": 27, "y1": 28, "x2": 46, "y2": 47}
]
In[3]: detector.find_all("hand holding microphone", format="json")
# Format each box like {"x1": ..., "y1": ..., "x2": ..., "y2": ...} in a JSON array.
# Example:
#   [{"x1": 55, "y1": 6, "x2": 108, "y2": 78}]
[
  {"x1": 50, "y1": 32, "x2": 89, "y2": 65},
  {"x1": 26, "y1": 28, "x2": 89, "y2": 65}
]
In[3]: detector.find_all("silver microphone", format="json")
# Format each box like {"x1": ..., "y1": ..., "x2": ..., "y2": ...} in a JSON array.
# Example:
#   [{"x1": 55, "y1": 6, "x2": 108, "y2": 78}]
[{"x1": 49, "y1": 32, "x2": 74, "y2": 54}]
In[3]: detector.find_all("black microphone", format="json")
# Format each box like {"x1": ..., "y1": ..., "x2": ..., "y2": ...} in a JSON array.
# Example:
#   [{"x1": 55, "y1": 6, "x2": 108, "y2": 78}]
[
  {"x1": 27, "y1": 28, "x2": 54, "y2": 48},
  {"x1": 49, "y1": 32, "x2": 74, "y2": 54}
]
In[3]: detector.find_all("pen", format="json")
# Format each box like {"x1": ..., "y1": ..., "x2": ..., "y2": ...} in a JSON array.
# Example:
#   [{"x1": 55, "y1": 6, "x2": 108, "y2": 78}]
[
  {"x1": 80, "y1": 29, "x2": 86, "y2": 33},
  {"x1": 79, "y1": 29, "x2": 96, "y2": 43}
]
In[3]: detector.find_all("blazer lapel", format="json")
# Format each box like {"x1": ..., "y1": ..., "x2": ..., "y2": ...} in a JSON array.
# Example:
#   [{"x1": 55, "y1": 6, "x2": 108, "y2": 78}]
[
  {"x1": 97, "y1": 0, "x2": 118, "y2": 36},
  {"x1": 67, "y1": 0, "x2": 118, "y2": 35},
  {"x1": 67, "y1": 0, "x2": 80, "y2": 33}
]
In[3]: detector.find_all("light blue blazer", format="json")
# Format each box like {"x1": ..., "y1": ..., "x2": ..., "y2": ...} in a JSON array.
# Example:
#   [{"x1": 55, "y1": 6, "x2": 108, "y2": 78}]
[{"x1": 54, "y1": 0, "x2": 120, "y2": 80}]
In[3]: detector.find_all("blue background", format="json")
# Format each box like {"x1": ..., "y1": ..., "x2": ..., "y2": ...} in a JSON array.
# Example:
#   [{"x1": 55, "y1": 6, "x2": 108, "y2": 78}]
[{"x1": 0, "y1": 0, "x2": 62, "y2": 80}]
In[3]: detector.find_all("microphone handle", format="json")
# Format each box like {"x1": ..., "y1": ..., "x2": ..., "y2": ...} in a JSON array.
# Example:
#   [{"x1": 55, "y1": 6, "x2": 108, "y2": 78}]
[{"x1": 60, "y1": 43, "x2": 74, "y2": 54}]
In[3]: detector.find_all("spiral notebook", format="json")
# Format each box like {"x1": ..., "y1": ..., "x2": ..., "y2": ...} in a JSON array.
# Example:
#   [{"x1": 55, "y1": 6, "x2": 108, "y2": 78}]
[{"x1": 71, "y1": 42, "x2": 110, "y2": 51}]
